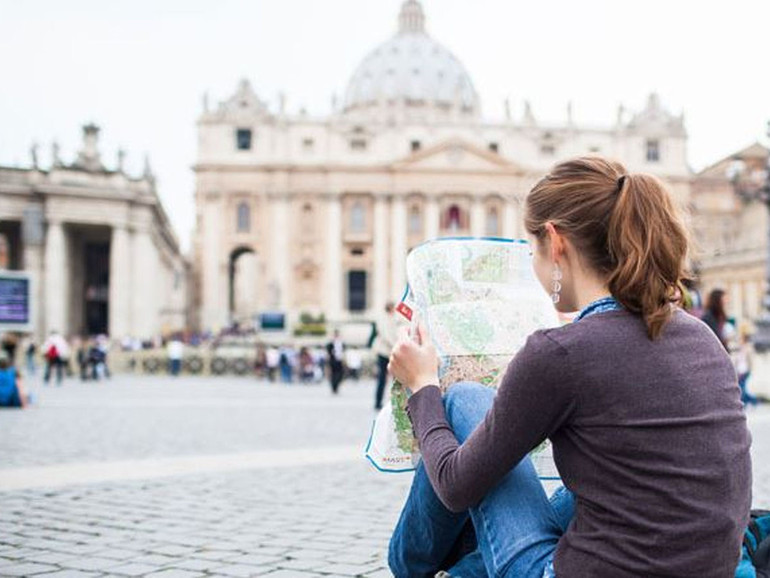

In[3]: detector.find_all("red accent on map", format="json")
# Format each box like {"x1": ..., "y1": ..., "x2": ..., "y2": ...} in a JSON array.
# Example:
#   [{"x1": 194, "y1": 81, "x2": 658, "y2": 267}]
[{"x1": 396, "y1": 302, "x2": 413, "y2": 321}]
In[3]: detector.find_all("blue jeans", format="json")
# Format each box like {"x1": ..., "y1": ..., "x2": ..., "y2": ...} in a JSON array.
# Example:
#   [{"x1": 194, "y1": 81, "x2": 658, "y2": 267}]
[
  {"x1": 738, "y1": 372, "x2": 759, "y2": 406},
  {"x1": 389, "y1": 382, "x2": 575, "y2": 578}
]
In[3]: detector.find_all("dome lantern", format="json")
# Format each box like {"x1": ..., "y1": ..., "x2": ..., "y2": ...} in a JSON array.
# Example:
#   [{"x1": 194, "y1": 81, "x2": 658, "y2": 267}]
[{"x1": 398, "y1": 0, "x2": 426, "y2": 35}]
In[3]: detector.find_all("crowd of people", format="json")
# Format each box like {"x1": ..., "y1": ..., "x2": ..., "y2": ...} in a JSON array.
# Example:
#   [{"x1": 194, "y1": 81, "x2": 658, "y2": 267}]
[
  {"x1": 0, "y1": 330, "x2": 114, "y2": 408},
  {"x1": 1, "y1": 288, "x2": 767, "y2": 413},
  {"x1": 696, "y1": 287, "x2": 766, "y2": 407}
]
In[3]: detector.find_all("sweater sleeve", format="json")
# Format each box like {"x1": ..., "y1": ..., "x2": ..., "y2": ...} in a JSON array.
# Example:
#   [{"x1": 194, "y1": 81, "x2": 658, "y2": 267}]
[{"x1": 406, "y1": 330, "x2": 576, "y2": 512}]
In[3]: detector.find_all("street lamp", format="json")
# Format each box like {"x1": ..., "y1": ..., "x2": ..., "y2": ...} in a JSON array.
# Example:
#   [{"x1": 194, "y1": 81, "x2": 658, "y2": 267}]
[{"x1": 728, "y1": 120, "x2": 770, "y2": 352}]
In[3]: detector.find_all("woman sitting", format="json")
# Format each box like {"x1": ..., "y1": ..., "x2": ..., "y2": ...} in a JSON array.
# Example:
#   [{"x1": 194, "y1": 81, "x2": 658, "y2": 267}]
[
  {"x1": 0, "y1": 350, "x2": 29, "y2": 408},
  {"x1": 388, "y1": 157, "x2": 752, "y2": 578}
]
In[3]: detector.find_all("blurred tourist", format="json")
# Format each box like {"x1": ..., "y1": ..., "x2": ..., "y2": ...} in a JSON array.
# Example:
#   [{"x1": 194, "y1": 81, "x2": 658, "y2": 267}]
[
  {"x1": 167, "y1": 334, "x2": 184, "y2": 376},
  {"x1": 701, "y1": 289, "x2": 734, "y2": 350},
  {"x1": 255, "y1": 343, "x2": 267, "y2": 378},
  {"x1": 1, "y1": 333, "x2": 18, "y2": 365},
  {"x1": 265, "y1": 346, "x2": 280, "y2": 382},
  {"x1": 76, "y1": 337, "x2": 90, "y2": 381},
  {"x1": 326, "y1": 329, "x2": 345, "y2": 394},
  {"x1": 298, "y1": 347, "x2": 315, "y2": 383},
  {"x1": 345, "y1": 348, "x2": 362, "y2": 381},
  {"x1": 682, "y1": 278, "x2": 703, "y2": 318},
  {"x1": 733, "y1": 327, "x2": 760, "y2": 407},
  {"x1": 279, "y1": 345, "x2": 294, "y2": 384},
  {"x1": 0, "y1": 350, "x2": 28, "y2": 408},
  {"x1": 373, "y1": 301, "x2": 398, "y2": 410},
  {"x1": 25, "y1": 340, "x2": 36, "y2": 376},
  {"x1": 42, "y1": 330, "x2": 67, "y2": 386}
]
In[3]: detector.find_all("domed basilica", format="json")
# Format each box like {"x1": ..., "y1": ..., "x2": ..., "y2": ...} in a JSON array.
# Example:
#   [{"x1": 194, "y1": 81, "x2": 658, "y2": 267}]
[{"x1": 193, "y1": 0, "x2": 689, "y2": 331}]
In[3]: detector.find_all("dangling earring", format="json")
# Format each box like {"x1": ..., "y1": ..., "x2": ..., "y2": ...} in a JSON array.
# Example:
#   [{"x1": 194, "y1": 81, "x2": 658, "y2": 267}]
[{"x1": 551, "y1": 264, "x2": 562, "y2": 304}]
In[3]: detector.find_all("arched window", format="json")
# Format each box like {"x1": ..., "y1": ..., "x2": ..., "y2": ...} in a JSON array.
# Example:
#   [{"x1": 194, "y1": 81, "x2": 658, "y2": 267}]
[
  {"x1": 486, "y1": 207, "x2": 499, "y2": 236},
  {"x1": 350, "y1": 201, "x2": 365, "y2": 233},
  {"x1": 237, "y1": 202, "x2": 250, "y2": 233},
  {"x1": 447, "y1": 205, "x2": 461, "y2": 232},
  {"x1": 408, "y1": 205, "x2": 421, "y2": 235}
]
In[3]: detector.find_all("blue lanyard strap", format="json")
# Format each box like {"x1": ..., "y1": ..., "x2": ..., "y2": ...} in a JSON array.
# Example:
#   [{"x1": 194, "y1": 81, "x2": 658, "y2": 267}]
[{"x1": 574, "y1": 296, "x2": 623, "y2": 322}]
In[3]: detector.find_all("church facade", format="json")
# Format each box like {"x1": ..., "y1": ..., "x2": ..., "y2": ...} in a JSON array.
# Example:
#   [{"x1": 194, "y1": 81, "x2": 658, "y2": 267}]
[
  {"x1": 0, "y1": 124, "x2": 188, "y2": 342},
  {"x1": 193, "y1": 0, "x2": 691, "y2": 332}
]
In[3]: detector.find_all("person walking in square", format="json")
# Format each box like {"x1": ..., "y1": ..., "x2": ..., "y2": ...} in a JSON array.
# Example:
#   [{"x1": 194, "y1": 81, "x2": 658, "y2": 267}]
[
  {"x1": 373, "y1": 302, "x2": 398, "y2": 410},
  {"x1": 326, "y1": 329, "x2": 345, "y2": 395},
  {"x1": 42, "y1": 330, "x2": 67, "y2": 386},
  {"x1": 387, "y1": 157, "x2": 751, "y2": 578},
  {"x1": 167, "y1": 334, "x2": 184, "y2": 376}
]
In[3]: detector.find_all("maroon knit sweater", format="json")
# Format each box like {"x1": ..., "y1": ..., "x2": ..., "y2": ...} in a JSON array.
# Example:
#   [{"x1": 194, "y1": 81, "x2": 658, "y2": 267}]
[{"x1": 407, "y1": 309, "x2": 752, "y2": 577}]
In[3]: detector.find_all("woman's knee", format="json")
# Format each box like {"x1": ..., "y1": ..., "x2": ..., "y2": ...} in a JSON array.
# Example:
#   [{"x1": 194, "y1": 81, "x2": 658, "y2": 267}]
[{"x1": 443, "y1": 382, "x2": 495, "y2": 441}]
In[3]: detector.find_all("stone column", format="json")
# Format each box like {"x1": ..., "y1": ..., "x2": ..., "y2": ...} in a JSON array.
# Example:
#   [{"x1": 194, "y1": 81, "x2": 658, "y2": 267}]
[
  {"x1": 390, "y1": 194, "x2": 407, "y2": 301},
  {"x1": 22, "y1": 206, "x2": 46, "y2": 342},
  {"x1": 43, "y1": 219, "x2": 67, "y2": 336},
  {"x1": 471, "y1": 196, "x2": 485, "y2": 237},
  {"x1": 372, "y1": 193, "x2": 389, "y2": 314},
  {"x1": 131, "y1": 228, "x2": 158, "y2": 339},
  {"x1": 270, "y1": 193, "x2": 290, "y2": 312},
  {"x1": 201, "y1": 195, "x2": 225, "y2": 331},
  {"x1": 425, "y1": 195, "x2": 440, "y2": 241},
  {"x1": 503, "y1": 195, "x2": 521, "y2": 240},
  {"x1": 324, "y1": 193, "x2": 343, "y2": 320},
  {"x1": 109, "y1": 225, "x2": 132, "y2": 339},
  {"x1": 22, "y1": 245, "x2": 44, "y2": 341}
]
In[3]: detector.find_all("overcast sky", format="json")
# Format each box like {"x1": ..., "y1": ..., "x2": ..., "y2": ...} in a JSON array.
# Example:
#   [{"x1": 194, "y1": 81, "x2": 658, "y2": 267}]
[{"x1": 2, "y1": 0, "x2": 769, "y2": 251}]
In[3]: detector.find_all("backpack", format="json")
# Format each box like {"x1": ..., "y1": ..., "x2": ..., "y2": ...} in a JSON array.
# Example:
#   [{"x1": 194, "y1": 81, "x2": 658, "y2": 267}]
[
  {"x1": 736, "y1": 510, "x2": 770, "y2": 578},
  {"x1": 45, "y1": 344, "x2": 58, "y2": 361}
]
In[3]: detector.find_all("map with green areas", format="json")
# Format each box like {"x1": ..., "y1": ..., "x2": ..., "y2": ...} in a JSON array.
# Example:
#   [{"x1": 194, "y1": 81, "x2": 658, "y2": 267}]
[{"x1": 366, "y1": 239, "x2": 562, "y2": 480}]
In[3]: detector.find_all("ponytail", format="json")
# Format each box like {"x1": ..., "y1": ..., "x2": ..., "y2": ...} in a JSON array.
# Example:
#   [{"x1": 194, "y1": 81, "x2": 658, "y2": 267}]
[
  {"x1": 525, "y1": 157, "x2": 690, "y2": 340},
  {"x1": 607, "y1": 173, "x2": 689, "y2": 339}
]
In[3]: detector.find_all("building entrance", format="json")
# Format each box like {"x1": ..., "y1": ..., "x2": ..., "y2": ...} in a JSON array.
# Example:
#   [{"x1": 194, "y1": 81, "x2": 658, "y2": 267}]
[{"x1": 84, "y1": 242, "x2": 109, "y2": 335}]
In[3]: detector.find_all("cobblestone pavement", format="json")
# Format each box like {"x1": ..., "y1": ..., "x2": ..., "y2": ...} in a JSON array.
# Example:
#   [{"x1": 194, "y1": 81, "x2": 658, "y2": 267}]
[{"x1": 1, "y1": 375, "x2": 769, "y2": 577}]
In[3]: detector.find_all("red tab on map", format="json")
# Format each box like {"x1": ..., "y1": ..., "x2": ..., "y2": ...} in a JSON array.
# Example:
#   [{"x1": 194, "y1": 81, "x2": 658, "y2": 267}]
[{"x1": 396, "y1": 301, "x2": 413, "y2": 321}]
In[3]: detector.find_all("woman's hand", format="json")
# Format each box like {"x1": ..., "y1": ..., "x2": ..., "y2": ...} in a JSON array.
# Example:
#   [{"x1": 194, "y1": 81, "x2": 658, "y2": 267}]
[{"x1": 388, "y1": 322, "x2": 440, "y2": 394}]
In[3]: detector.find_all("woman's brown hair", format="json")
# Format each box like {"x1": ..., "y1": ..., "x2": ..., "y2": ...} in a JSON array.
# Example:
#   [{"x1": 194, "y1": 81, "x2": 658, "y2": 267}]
[{"x1": 524, "y1": 156, "x2": 690, "y2": 339}]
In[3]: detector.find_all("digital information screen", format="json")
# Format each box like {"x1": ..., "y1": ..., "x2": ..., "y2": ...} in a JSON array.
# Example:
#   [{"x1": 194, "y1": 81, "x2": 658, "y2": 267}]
[
  {"x1": 260, "y1": 312, "x2": 285, "y2": 331},
  {"x1": 0, "y1": 273, "x2": 32, "y2": 331}
]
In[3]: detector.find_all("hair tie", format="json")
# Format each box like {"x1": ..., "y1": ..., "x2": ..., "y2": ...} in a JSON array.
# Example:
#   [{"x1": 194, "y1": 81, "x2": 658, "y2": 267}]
[{"x1": 617, "y1": 175, "x2": 627, "y2": 193}]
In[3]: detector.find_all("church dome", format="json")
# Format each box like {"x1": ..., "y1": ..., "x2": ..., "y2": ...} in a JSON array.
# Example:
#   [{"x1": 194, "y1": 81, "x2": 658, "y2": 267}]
[{"x1": 343, "y1": 1, "x2": 480, "y2": 117}]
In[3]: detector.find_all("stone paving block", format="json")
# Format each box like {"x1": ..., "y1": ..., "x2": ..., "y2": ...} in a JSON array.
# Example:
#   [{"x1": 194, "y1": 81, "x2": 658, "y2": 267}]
[
  {"x1": 1, "y1": 547, "x2": 48, "y2": 560},
  {"x1": 284, "y1": 548, "x2": 334, "y2": 561},
  {"x1": 40, "y1": 570, "x2": 101, "y2": 578},
  {"x1": 109, "y1": 562, "x2": 164, "y2": 576},
  {"x1": 275, "y1": 558, "x2": 323, "y2": 571},
  {"x1": 225, "y1": 553, "x2": 286, "y2": 566},
  {"x1": 145, "y1": 570, "x2": 205, "y2": 578},
  {"x1": 362, "y1": 568, "x2": 393, "y2": 577},
  {"x1": 193, "y1": 549, "x2": 242, "y2": 561},
  {"x1": 150, "y1": 544, "x2": 198, "y2": 557},
  {"x1": 167, "y1": 558, "x2": 226, "y2": 572},
  {"x1": 212, "y1": 564, "x2": 272, "y2": 577},
  {"x1": 0, "y1": 562, "x2": 60, "y2": 576},
  {"x1": 22, "y1": 551, "x2": 79, "y2": 565},
  {"x1": 59, "y1": 556, "x2": 123, "y2": 571},
  {"x1": 315, "y1": 562, "x2": 385, "y2": 576},
  {"x1": 333, "y1": 552, "x2": 382, "y2": 565},
  {"x1": 92, "y1": 547, "x2": 141, "y2": 560},
  {"x1": 131, "y1": 553, "x2": 178, "y2": 566},
  {"x1": 260, "y1": 570, "x2": 327, "y2": 577}
]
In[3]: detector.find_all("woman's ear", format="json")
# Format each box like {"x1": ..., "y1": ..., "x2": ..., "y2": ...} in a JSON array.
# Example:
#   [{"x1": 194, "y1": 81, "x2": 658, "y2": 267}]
[{"x1": 544, "y1": 222, "x2": 565, "y2": 263}]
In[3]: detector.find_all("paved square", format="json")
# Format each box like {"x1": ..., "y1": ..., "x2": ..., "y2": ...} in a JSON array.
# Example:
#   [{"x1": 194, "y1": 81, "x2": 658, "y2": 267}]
[{"x1": 1, "y1": 376, "x2": 769, "y2": 577}]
